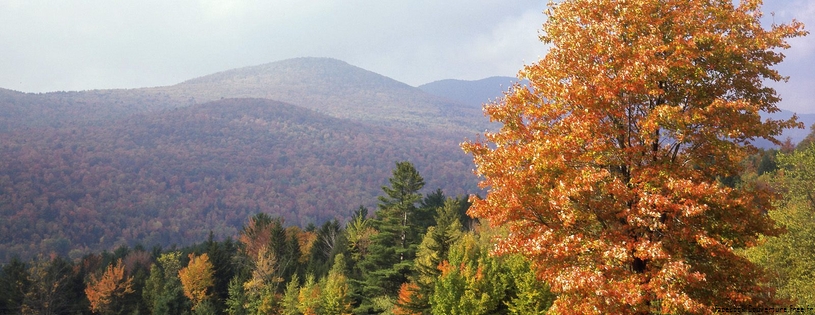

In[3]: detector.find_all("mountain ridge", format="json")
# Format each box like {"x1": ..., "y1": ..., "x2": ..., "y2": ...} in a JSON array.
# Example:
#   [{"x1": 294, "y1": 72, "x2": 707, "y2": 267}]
[{"x1": 0, "y1": 58, "x2": 488, "y2": 135}]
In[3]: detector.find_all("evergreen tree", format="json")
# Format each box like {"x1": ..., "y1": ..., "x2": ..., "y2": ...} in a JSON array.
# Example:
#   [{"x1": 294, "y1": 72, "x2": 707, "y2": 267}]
[
  {"x1": 143, "y1": 251, "x2": 190, "y2": 315},
  {"x1": 202, "y1": 234, "x2": 239, "y2": 313},
  {"x1": 356, "y1": 162, "x2": 425, "y2": 314},
  {"x1": 281, "y1": 274, "x2": 301, "y2": 315},
  {"x1": 307, "y1": 219, "x2": 347, "y2": 280},
  {"x1": 0, "y1": 258, "x2": 29, "y2": 314},
  {"x1": 400, "y1": 198, "x2": 465, "y2": 314},
  {"x1": 225, "y1": 277, "x2": 249, "y2": 315}
]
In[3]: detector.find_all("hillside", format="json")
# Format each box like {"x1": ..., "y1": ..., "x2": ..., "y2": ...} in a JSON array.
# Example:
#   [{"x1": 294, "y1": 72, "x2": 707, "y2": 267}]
[{"x1": 0, "y1": 98, "x2": 478, "y2": 261}]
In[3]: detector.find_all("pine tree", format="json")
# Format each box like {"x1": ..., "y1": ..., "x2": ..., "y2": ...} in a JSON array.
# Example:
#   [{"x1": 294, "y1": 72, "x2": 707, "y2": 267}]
[{"x1": 356, "y1": 161, "x2": 425, "y2": 314}]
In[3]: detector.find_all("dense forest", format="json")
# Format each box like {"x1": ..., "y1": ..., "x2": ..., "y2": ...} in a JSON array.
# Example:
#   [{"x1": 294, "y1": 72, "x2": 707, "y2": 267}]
[
  {"x1": 0, "y1": 57, "x2": 502, "y2": 262},
  {"x1": 2, "y1": 138, "x2": 815, "y2": 314},
  {"x1": 2, "y1": 0, "x2": 815, "y2": 312},
  {"x1": 0, "y1": 98, "x2": 477, "y2": 261},
  {"x1": 0, "y1": 162, "x2": 555, "y2": 315}
]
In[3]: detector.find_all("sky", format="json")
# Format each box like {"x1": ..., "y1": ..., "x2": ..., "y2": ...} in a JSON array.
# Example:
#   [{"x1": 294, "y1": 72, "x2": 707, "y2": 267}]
[{"x1": 0, "y1": 0, "x2": 812, "y2": 114}]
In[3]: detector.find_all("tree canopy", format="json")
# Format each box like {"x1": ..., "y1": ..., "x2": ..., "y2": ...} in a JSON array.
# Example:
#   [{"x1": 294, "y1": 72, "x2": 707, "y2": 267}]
[{"x1": 463, "y1": 0, "x2": 807, "y2": 313}]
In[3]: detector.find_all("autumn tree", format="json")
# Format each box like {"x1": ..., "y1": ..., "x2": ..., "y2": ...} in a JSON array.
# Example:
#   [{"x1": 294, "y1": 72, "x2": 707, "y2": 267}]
[
  {"x1": 179, "y1": 253, "x2": 215, "y2": 310},
  {"x1": 297, "y1": 274, "x2": 321, "y2": 315},
  {"x1": 462, "y1": 0, "x2": 807, "y2": 313},
  {"x1": 85, "y1": 259, "x2": 135, "y2": 314},
  {"x1": 320, "y1": 254, "x2": 353, "y2": 315}
]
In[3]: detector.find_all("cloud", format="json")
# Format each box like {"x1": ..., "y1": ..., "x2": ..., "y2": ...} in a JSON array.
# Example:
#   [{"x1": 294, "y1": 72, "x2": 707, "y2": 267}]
[{"x1": 0, "y1": 1, "x2": 549, "y2": 92}]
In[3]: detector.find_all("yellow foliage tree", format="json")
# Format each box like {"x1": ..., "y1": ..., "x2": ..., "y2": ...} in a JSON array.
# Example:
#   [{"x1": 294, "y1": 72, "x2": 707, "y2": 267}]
[
  {"x1": 178, "y1": 253, "x2": 215, "y2": 310},
  {"x1": 84, "y1": 259, "x2": 134, "y2": 314}
]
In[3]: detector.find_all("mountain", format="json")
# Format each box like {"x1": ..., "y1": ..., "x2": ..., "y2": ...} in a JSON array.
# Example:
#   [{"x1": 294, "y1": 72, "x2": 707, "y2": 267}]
[
  {"x1": 0, "y1": 98, "x2": 478, "y2": 261},
  {"x1": 0, "y1": 58, "x2": 498, "y2": 261},
  {"x1": 0, "y1": 58, "x2": 487, "y2": 134},
  {"x1": 418, "y1": 76, "x2": 519, "y2": 107}
]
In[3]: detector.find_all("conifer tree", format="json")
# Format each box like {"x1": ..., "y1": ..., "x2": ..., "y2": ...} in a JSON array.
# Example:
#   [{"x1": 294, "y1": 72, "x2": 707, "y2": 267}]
[
  {"x1": 0, "y1": 258, "x2": 29, "y2": 314},
  {"x1": 399, "y1": 198, "x2": 465, "y2": 314},
  {"x1": 356, "y1": 161, "x2": 425, "y2": 313}
]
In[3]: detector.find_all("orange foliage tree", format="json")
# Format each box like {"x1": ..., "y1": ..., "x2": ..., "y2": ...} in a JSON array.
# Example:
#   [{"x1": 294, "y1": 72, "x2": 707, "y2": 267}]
[
  {"x1": 178, "y1": 253, "x2": 215, "y2": 310},
  {"x1": 84, "y1": 259, "x2": 134, "y2": 314},
  {"x1": 463, "y1": 0, "x2": 806, "y2": 313}
]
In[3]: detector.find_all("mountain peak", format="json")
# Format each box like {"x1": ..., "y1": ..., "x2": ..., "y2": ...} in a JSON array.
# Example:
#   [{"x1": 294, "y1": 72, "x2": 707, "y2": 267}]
[{"x1": 178, "y1": 57, "x2": 405, "y2": 89}]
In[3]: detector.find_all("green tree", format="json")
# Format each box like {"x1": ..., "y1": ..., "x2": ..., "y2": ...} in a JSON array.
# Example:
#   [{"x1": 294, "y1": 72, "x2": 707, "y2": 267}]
[
  {"x1": 225, "y1": 277, "x2": 249, "y2": 315},
  {"x1": 746, "y1": 144, "x2": 815, "y2": 304},
  {"x1": 281, "y1": 274, "x2": 301, "y2": 315},
  {"x1": 202, "y1": 234, "x2": 239, "y2": 312},
  {"x1": 503, "y1": 255, "x2": 554, "y2": 315},
  {"x1": 399, "y1": 198, "x2": 465, "y2": 314},
  {"x1": 143, "y1": 251, "x2": 190, "y2": 315},
  {"x1": 429, "y1": 233, "x2": 507, "y2": 315},
  {"x1": 356, "y1": 161, "x2": 425, "y2": 313},
  {"x1": 0, "y1": 258, "x2": 30, "y2": 314},
  {"x1": 321, "y1": 254, "x2": 353, "y2": 315}
]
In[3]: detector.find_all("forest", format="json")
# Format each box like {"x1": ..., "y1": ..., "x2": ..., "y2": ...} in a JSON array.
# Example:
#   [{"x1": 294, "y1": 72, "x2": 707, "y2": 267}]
[
  {"x1": 0, "y1": 98, "x2": 477, "y2": 262},
  {"x1": 0, "y1": 161, "x2": 555, "y2": 315},
  {"x1": 2, "y1": 138, "x2": 815, "y2": 315},
  {"x1": 2, "y1": 0, "x2": 814, "y2": 314}
]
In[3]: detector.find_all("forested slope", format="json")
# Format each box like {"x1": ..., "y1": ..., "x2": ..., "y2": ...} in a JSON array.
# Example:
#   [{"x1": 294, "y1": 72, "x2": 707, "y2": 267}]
[{"x1": 0, "y1": 98, "x2": 477, "y2": 261}]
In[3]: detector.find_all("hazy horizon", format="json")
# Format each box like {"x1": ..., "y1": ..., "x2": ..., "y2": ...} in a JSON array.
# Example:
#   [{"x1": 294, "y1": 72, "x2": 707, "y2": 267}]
[{"x1": 1, "y1": 1, "x2": 812, "y2": 113}]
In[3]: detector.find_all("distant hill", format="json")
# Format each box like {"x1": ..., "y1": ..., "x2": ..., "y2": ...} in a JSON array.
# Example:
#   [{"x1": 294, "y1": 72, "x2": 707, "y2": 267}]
[
  {"x1": 758, "y1": 110, "x2": 815, "y2": 147},
  {"x1": 418, "y1": 76, "x2": 519, "y2": 108},
  {"x1": 0, "y1": 98, "x2": 478, "y2": 261},
  {"x1": 0, "y1": 58, "x2": 487, "y2": 134}
]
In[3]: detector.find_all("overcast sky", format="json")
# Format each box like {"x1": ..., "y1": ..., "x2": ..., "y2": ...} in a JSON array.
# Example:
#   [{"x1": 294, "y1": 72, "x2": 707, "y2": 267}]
[{"x1": 0, "y1": 0, "x2": 812, "y2": 114}]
